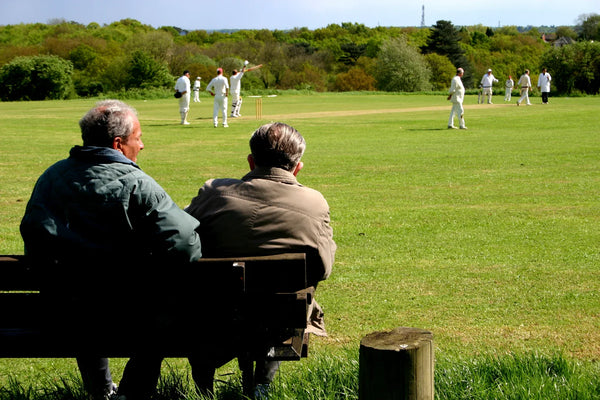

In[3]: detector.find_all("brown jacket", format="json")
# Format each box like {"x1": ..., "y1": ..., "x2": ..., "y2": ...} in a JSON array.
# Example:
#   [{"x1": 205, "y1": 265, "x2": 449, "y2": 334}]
[{"x1": 186, "y1": 166, "x2": 335, "y2": 335}]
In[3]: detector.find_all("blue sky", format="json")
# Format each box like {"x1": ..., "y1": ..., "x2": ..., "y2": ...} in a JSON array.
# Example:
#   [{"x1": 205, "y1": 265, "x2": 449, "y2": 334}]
[{"x1": 0, "y1": 0, "x2": 597, "y2": 30}]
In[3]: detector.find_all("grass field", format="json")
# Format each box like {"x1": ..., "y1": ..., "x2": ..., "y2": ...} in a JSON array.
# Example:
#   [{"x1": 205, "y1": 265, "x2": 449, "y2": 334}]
[{"x1": 1, "y1": 93, "x2": 599, "y2": 398}]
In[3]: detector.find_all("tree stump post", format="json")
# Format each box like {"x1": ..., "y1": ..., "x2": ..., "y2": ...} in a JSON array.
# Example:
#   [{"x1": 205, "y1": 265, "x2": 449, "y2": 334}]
[{"x1": 359, "y1": 327, "x2": 434, "y2": 400}]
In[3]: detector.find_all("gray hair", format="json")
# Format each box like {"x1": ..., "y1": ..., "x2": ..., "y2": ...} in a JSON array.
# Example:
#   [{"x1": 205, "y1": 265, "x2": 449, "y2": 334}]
[
  {"x1": 249, "y1": 122, "x2": 306, "y2": 171},
  {"x1": 79, "y1": 100, "x2": 137, "y2": 147}
]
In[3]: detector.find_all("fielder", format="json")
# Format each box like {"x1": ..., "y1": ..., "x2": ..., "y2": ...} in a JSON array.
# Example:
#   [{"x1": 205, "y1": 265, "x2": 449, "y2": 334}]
[
  {"x1": 230, "y1": 61, "x2": 263, "y2": 118},
  {"x1": 206, "y1": 68, "x2": 229, "y2": 128},
  {"x1": 504, "y1": 75, "x2": 514, "y2": 101},
  {"x1": 174, "y1": 70, "x2": 191, "y2": 125},
  {"x1": 447, "y1": 67, "x2": 467, "y2": 130},
  {"x1": 480, "y1": 69, "x2": 498, "y2": 104},
  {"x1": 516, "y1": 69, "x2": 532, "y2": 106},
  {"x1": 193, "y1": 77, "x2": 201, "y2": 103}
]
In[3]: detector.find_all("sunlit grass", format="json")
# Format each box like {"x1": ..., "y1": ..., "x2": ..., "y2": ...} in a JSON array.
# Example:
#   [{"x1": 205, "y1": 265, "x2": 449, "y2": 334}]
[{"x1": 1, "y1": 94, "x2": 599, "y2": 398}]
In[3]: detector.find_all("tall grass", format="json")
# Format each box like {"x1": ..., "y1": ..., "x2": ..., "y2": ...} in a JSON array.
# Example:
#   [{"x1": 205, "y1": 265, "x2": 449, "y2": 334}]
[{"x1": 1, "y1": 351, "x2": 599, "y2": 399}]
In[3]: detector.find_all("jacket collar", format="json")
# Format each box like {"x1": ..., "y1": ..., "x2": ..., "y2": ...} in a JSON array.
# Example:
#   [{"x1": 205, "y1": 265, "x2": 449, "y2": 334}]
[
  {"x1": 69, "y1": 146, "x2": 141, "y2": 169},
  {"x1": 242, "y1": 166, "x2": 299, "y2": 185}
]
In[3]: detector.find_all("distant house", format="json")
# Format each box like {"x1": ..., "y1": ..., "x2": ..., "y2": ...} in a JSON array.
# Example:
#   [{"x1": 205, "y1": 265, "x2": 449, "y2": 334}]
[
  {"x1": 542, "y1": 33, "x2": 556, "y2": 43},
  {"x1": 541, "y1": 33, "x2": 575, "y2": 47},
  {"x1": 553, "y1": 36, "x2": 575, "y2": 47}
]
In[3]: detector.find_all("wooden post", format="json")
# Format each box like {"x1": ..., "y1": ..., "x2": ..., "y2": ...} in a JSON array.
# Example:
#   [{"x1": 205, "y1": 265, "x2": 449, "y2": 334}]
[{"x1": 359, "y1": 327, "x2": 434, "y2": 400}]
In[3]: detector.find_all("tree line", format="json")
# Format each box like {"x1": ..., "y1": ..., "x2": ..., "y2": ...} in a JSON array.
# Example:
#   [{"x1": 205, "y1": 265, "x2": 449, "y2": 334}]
[{"x1": 0, "y1": 15, "x2": 599, "y2": 101}]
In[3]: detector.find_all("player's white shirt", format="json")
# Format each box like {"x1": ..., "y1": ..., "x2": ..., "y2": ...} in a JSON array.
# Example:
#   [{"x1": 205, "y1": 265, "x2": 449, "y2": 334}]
[
  {"x1": 449, "y1": 75, "x2": 465, "y2": 103},
  {"x1": 481, "y1": 73, "x2": 498, "y2": 87},
  {"x1": 230, "y1": 72, "x2": 244, "y2": 93},
  {"x1": 518, "y1": 74, "x2": 531, "y2": 88},
  {"x1": 174, "y1": 75, "x2": 190, "y2": 93},
  {"x1": 206, "y1": 75, "x2": 229, "y2": 96}
]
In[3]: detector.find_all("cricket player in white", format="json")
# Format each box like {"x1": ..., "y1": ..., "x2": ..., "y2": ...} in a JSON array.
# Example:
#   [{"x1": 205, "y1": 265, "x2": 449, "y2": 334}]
[
  {"x1": 193, "y1": 77, "x2": 201, "y2": 103},
  {"x1": 174, "y1": 70, "x2": 191, "y2": 125},
  {"x1": 206, "y1": 68, "x2": 229, "y2": 127},
  {"x1": 517, "y1": 69, "x2": 532, "y2": 106},
  {"x1": 230, "y1": 61, "x2": 263, "y2": 118},
  {"x1": 504, "y1": 76, "x2": 514, "y2": 101},
  {"x1": 447, "y1": 68, "x2": 467, "y2": 130},
  {"x1": 480, "y1": 69, "x2": 499, "y2": 104}
]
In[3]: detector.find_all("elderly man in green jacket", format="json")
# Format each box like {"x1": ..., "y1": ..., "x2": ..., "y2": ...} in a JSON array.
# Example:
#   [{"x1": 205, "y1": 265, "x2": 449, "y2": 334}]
[{"x1": 20, "y1": 99, "x2": 202, "y2": 400}]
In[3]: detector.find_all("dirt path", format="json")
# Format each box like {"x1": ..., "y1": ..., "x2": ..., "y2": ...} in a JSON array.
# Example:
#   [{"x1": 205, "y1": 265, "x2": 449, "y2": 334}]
[{"x1": 261, "y1": 103, "x2": 511, "y2": 120}]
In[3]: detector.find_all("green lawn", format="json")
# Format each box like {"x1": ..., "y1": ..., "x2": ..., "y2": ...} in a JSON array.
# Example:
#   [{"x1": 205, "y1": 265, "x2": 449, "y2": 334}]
[{"x1": 1, "y1": 93, "x2": 599, "y2": 397}]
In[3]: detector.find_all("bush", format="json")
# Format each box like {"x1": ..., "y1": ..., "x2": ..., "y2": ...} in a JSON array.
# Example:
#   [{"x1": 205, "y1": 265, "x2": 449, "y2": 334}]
[
  {"x1": 0, "y1": 55, "x2": 74, "y2": 101},
  {"x1": 333, "y1": 67, "x2": 376, "y2": 91},
  {"x1": 541, "y1": 41, "x2": 600, "y2": 95},
  {"x1": 125, "y1": 50, "x2": 174, "y2": 89},
  {"x1": 375, "y1": 37, "x2": 431, "y2": 92}
]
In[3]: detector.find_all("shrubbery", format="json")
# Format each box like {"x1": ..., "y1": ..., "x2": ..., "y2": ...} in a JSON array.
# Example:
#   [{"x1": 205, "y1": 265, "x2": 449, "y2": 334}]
[
  {"x1": 0, "y1": 55, "x2": 73, "y2": 101},
  {"x1": 0, "y1": 16, "x2": 599, "y2": 100}
]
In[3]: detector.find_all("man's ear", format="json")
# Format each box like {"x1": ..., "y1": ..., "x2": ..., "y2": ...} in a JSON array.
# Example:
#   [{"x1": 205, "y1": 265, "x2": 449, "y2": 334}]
[
  {"x1": 292, "y1": 161, "x2": 304, "y2": 177},
  {"x1": 112, "y1": 137, "x2": 123, "y2": 153},
  {"x1": 247, "y1": 154, "x2": 256, "y2": 170}
]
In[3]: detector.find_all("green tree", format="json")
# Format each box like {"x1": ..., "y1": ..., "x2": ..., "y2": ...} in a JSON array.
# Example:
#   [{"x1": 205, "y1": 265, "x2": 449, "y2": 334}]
[
  {"x1": 425, "y1": 53, "x2": 455, "y2": 91},
  {"x1": 123, "y1": 31, "x2": 174, "y2": 64},
  {"x1": 555, "y1": 26, "x2": 578, "y2": 40},
  {"x1": 577, "y1": 13, "x2": 600, "y2": 41},
  {"x1": 375, "y1": 37, "x2": 431, "y2": 92},
  {"x1": 541, "y1": 41, "x2": 600, "y2": 94},
  {"x1": 0, "y1": 55, "x2": 73, "y2": 100},
  {"x1": 422, "y1": 20, "x2": 474, "y2": 87},
  {"x1": 125, "y1": 50, "x2": 173, "y2": 89},
  {"x1": 339, "y1": 42, "x2": 367, "y2": 66},
  {"x1": 279, "y1": 63, "x2": 327, "y2": 91},
  {"x1": 69, "y1": 43, "x2": 97, "y2": 70}
]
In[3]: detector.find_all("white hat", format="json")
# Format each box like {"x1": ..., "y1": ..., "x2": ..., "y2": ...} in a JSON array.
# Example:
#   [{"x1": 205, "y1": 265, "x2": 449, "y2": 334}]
[
  {"x1": 196, "y1": 77, "x2": 201, "y2": 80},
  {"x1": 487, "y1": 69, "x2": 492, "y2": 72}
]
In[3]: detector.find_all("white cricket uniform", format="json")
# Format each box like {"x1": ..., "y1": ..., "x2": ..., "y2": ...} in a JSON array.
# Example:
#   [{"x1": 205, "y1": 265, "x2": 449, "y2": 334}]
[
  {"x1": 206, "y1": 75, "x2": 229, "y2": 126},
  {"x1": 448, "y1": 75, "x2": 466, "y2": 129},
  {"x1": 193, "y1": 79, "x2": 201, "y2": 102},
  {"x1": 174, "y1": 75, "x2": 191, "y2": 112},
  {"x1": 517, "y1": 74, "x2": 532, "y2": 105},
  {"x1": 504, "y1": 79, "x2": 514, "y2": 101},
  {"x1": 229, "y1": 71, "x2": 244, "y2": 116},
  {"x1": 480, "y1": 73, "x2": 498, "y2": 103}
]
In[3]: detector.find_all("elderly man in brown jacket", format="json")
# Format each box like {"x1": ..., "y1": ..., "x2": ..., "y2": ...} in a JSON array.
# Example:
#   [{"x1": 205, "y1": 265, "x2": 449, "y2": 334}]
[{"x1": 185, "y1": 122, "x2": 336, "y2": 398}]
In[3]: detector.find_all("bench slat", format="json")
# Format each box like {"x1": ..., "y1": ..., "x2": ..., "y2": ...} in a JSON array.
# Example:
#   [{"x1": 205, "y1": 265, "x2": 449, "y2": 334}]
[{"x1": 0, "y1": 254, "x2": 312, "y2": 360}]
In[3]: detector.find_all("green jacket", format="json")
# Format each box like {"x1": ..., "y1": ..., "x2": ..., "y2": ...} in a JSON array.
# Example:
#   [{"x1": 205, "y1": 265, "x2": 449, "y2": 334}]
[{"x1": 20, "y1": 146, "x2": 202, "y2": 266}]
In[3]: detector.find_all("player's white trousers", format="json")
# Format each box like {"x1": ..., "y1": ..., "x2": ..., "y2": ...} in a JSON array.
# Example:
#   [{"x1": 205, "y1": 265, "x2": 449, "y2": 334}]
[
  {"x1": 448, "y1": 102, "x2": 465, "y2": 128},
  {"x1": 230, "y1": 92, "x2": 242, "y2": 116},
  {"x1": 213, "y1": 95, "x2": 228, "y2": 125},
  {"x1": 517, "y1": 89, "x2": 530, "y2": 105}
]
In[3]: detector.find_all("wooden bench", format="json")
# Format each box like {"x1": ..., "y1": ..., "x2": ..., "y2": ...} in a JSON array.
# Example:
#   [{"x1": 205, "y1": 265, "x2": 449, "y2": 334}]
[{"x1": 0, "y1": 253, "x2": 313, "y2": 393}]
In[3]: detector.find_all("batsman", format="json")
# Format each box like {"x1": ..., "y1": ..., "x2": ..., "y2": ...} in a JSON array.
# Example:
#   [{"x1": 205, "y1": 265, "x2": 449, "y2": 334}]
[{"x1": 230, "y1": 60, "x2": 263, "y2": 118}]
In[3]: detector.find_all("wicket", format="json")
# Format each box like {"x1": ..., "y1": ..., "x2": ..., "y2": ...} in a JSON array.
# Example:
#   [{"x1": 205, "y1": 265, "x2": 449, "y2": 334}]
[{"x1": 255, "y1": 97, "x2": 262, "y2": 120}]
